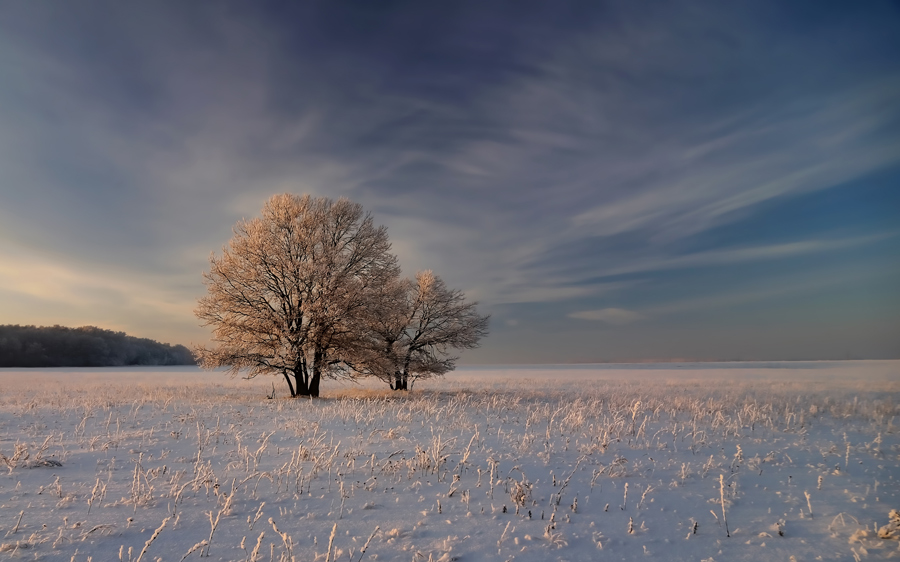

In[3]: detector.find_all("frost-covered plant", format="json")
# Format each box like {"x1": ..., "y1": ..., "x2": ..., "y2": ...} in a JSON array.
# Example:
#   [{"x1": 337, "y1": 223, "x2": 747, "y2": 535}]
[
  {"x1": 719, "y1": 474, "x2": 730, "y2": 538},
  {"x1": 508, "y1": 474, "x2": 532, "y2": 510},
  {"x1": 877, "y1": 510, "x2": 900, "y2": 540},
  {"x1": 545, "y1": 525, "x2": 568, "y2": 548}
]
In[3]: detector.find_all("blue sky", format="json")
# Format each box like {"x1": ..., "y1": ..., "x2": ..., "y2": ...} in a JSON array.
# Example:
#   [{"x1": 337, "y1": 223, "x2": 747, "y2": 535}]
[{"x1": 0, "y1": 1, "x2": 897, "y2": 362}]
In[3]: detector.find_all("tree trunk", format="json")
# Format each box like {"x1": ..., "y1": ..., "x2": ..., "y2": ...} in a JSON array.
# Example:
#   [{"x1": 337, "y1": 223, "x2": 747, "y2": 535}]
[
  {"x1": 399, "y1": 358, "x2": 412, "y2": 391},
  {"x1": 295, "y1": 375, "x2": 315, "y2": 397},
  {"x1": 306, "y1": 349, "x2": 324, "y2": 398},
  {"x1": 293, "y1": 362, "x2": 316, "y2": 397},
  {"x1": 282, "y1": 372, "x2": 297, "y2": 397},
  {"x1": 391, "y1": 371, "x2": 408, "y2": 391},
  {"x1": 309, "y1": 369, "x2": 321, "y2": 397}
]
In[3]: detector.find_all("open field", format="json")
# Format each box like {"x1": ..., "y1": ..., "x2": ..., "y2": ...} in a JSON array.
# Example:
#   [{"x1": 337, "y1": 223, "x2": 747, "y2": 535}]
[{"x1": 1, "y1": 361, "x2": 898, "y2": 561}]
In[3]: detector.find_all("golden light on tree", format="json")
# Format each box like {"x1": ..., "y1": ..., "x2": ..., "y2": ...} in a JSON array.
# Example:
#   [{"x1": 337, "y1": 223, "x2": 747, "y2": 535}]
[{"x1": 194, "y1": 193, "x2": 488, "y2": 396}]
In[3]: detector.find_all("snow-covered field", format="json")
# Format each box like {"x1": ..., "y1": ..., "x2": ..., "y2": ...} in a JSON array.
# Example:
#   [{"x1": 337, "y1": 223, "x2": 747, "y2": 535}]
[{"x1": 1, "y1": 361, "x2": 898, "y2": 561}]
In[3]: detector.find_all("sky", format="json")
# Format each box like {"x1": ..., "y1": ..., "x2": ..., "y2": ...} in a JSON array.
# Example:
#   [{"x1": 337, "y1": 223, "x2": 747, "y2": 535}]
[{"x1": 0, "y1": 1, "x2": 898, "y2": 363}]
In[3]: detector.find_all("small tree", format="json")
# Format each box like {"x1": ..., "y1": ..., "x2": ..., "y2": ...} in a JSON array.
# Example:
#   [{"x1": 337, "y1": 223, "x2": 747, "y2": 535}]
[
  {"x1": 194, "y1": 194, "x2": 399, "y2": 397},
  {"x1": 367, "y1": 270, "x2": 489, "y2": 391}
]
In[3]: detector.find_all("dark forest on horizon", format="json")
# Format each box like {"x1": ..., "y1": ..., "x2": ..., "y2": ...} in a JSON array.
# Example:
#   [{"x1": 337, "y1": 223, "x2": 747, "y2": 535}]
[{"x1": 0, "y1": 325, "x2": 195, "y2": 367}]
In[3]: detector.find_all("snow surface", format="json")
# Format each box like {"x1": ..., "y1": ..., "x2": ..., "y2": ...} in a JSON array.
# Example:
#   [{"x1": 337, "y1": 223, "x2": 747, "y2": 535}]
[{"x1": 0, "y1": 361, "x2": 898, "y2": 561}]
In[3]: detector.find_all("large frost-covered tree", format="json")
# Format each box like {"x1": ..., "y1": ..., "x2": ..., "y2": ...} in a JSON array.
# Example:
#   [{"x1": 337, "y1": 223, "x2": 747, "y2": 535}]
[
  {"x1": 194, "y1": 194, "x2": 399, "y2": 397},
  {"x1": 364, "y1": 270, "x2": 489, "y2": 391}
]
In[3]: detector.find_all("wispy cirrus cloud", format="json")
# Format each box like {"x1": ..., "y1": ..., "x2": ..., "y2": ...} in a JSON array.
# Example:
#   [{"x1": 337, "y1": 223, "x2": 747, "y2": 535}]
[
  {"x1": 568, "y1": 308, "x2": 644, "y2": 325},
  {"x1": 582, "y1": 233, "x2": 899, "y2": 280}
]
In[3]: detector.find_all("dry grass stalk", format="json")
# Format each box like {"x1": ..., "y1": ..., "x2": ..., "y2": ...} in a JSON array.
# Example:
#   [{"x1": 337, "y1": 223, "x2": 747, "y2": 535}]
[
  {"x1": 269, "y1": 518, "x2": 293, "y2": 560},
  {"x1": 135, "y1": 515, "x2": 170, "y2": 562},
  {"x1": 719, "y1": 474, "x2": 730, "y2": 538},
  {"x1": 355, "y1": 526, "x2": 379, "y2": 562},
  {"x1": 325, "y1": 523, "x2": 338, "y2": 562},
  {"x1": 12, "y1": 510, "x2": 24, "y2": 534},
  {"x1": 178, "y1": 540, "x2": 207, "y2": 562}
]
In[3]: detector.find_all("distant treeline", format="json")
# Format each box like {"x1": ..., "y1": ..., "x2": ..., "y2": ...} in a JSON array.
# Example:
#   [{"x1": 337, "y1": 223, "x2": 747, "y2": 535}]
[{"x1": 0, "y1": 325, "x2": 195, "y2": 367}]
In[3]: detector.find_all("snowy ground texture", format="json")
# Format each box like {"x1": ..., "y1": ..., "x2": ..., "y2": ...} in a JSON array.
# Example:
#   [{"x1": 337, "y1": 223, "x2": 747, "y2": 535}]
[{"x1": 1, "y1": 361, "x2": 899, "y2": 562}]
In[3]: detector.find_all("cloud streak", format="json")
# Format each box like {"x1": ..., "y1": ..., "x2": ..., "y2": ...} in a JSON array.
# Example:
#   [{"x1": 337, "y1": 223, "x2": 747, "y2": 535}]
[{"x1": 568, "y1": 308, "x2": 644, "y2": 325}]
